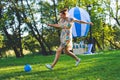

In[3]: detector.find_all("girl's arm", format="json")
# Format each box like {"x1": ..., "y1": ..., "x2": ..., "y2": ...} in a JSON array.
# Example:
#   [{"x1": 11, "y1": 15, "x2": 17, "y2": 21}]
[
  {"x1": 47, "y1": 24, "x2": 61, "y2": 28},
  {"x1": 47, "y1": 24, "x2": 69, "y2": 29},
  {"x1": 73, "y1": 19, "x2": 93, "y2": 25}
]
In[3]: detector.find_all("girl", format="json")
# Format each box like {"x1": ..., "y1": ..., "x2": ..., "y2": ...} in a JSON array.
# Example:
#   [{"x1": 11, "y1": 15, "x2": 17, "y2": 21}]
[{"x1": 46, "y1": 8, "x2": 93, "y2": 70}]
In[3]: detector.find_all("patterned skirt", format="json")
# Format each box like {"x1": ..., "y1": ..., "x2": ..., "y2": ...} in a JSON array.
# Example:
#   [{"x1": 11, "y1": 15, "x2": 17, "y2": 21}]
[{"x1": 60, "y1": 29, "x2": 72, "y2": 49}]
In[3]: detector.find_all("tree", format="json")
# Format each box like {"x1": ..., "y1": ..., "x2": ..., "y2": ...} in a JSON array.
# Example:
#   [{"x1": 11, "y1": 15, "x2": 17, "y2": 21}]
[
  {"x1": 0, "y1": 0, "x2": 24, "y2": 57},
  {"x1": 20, "y1": 0, "x2": 52, "y2": 55}
]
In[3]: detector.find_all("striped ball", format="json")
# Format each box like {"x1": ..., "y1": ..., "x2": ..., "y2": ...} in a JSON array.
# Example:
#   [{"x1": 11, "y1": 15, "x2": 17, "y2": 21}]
[{"x1": 69, "y1": 7, "x2": 91, "y2": 37}]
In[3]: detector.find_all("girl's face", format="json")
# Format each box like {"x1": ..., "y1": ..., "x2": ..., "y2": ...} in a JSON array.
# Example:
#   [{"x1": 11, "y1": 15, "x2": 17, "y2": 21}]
[{"x1": 59, "y1": 13, "x2": 66, "y2": 19}]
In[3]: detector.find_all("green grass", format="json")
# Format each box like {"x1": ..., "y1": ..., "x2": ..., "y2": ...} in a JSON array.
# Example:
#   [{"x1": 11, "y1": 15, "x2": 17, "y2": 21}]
[{"x1": 0, "y1": 50, "x2": 120, "y2": 80}]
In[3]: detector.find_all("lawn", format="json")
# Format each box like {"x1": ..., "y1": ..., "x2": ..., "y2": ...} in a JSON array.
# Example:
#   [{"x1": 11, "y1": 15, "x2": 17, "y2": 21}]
[{"x1": 0, "y1": 50, "x2": 120, "y2": 80}]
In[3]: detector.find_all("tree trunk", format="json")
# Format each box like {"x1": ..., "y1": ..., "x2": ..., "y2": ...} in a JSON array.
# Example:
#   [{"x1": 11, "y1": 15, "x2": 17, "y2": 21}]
[
  {"x1": 53, "y1": 0, "x2": 61, "y2": 44},
  {"x1": 95, "y1": 38, "x2": 102, "y2": 50},
  {"x1": 3, "y1": 27, "x2": 22, "y2": 58},
  {"x1": 9, "y1": 2, "x2": 24, "y2": 57},
  {"x1": 21, "y1": 0, "x2": 50, "y2": 55},
  {"x1": 40, "y1": 35, "x2": 52, "y2": 55},
  {"x1": 0, "y1": 1, "x2": 21, "y2": 58},
  {"x1": 0, "y1": 48, "x2": 2, "y2": 58},
  {"x1": 18, "y1": 27, "x2": 24, "y2": 57},
  {"x1": 13, "y1": 46, "x2": 21, "y2": 58},
  {"x1": 27, "y1": 22, "x2": 48, "y2": 55},
  {"x1": 40, "y1": 2, "x2": 52, "y2": 55},
  {"x1": 15, "y1": 6, "x2": 24, "y2": 57},
  {"x1": 114, "y1": 18, "x2": 120, "y2": 27}
]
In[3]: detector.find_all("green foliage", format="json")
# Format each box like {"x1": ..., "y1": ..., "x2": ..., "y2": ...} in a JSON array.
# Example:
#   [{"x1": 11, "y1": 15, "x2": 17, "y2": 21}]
[
  {"x1": 23, "y1": 34, "x2": 40, "y2": 53},
  {"x1": 114, "y1": 27, "x2": 120, "y2": 41},
  {"x1": 0, "y1": 0, "x2": 120, "y2": 55},
  {"x1": 42, "y1": 27, "x2": 59, "y2": 49},
  {"x1": 57, "y1": 0, "x2": 77, "y2": 10},
  {"x1": 0, "y1": 35, "x2": 4, "y2": 48},
  {"x1": 0, "y1": 50, "x2": 120, "y2": 80}
]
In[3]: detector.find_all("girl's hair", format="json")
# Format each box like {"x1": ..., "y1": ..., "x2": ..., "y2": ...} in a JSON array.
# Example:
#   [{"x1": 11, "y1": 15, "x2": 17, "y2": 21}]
[{"x1": 60, "y1": 8, "x2": 68, "y2": 15}]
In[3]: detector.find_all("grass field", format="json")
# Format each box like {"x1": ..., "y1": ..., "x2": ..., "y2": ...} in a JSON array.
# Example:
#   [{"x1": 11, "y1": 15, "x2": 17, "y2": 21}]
[{"x1": 0, "y1": 50, "x2": 120, "y2": 80}]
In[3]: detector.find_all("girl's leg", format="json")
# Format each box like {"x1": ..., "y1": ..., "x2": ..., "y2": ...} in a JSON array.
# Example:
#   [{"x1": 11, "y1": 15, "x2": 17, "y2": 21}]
[
  {"x1": 64, "y1": 47, "x2": 80, "y2": 66},
  {"x1": 64, "y1": 50, "x2": 79, "y2": 61},
  {"x1": 51, "y1": 46, "x2": 63, "y2": 68},
  {"x1": 64, "y1": 47, "x2": 79, "y2": 61}
]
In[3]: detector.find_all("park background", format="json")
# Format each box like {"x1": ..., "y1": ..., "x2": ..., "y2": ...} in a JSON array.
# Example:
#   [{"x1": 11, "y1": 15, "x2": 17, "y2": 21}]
[{"x1": 0, "y1": 0, "x2": 120, "y2": 80}]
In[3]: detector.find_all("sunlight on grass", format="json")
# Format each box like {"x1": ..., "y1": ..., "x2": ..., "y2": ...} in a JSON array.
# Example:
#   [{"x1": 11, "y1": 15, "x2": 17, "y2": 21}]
[{"x1": 0, "y1": 50, "x2": 120, "y2": 80}]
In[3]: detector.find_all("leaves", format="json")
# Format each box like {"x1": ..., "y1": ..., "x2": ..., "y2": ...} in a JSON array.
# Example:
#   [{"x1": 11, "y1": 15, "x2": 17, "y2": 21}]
[{"x1": 0, "y1": 0, "x2": 120, "y2": 57}]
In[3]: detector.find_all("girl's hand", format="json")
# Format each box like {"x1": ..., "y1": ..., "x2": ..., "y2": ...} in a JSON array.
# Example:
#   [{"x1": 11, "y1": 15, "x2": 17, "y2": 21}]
[
  {"x1": 89, "y1": 22, "x2": 94, "y2": 26},
  {"x1": 46, "y1": 24, "x2": 60, "y2": 28},
  {"x1": 47, "y1": 24, "x2": 52, "y2": 26}
]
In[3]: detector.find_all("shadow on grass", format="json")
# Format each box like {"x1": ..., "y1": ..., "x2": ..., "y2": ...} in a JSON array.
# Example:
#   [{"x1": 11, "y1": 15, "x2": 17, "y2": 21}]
[
  {"x1": 0, "y1": 65, "x2": 75, "y2": 80},
  {"x1": 1, "y1": 61, "x2": 120, "y2": 80},
  {"x1": 0, "y1": 51, "x2": 120, "y2": 80}
]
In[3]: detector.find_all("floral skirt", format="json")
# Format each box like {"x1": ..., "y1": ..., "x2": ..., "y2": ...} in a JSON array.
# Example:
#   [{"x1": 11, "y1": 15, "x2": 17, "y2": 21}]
[{"x1": 60, "y1": 29, "x2": 72, "y2": 49}]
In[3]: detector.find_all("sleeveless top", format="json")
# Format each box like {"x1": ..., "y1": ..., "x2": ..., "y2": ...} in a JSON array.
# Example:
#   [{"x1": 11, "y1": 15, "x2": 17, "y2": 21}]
[{"x1": 58, "y1": 17, "x2": 74, "y2": 49}]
